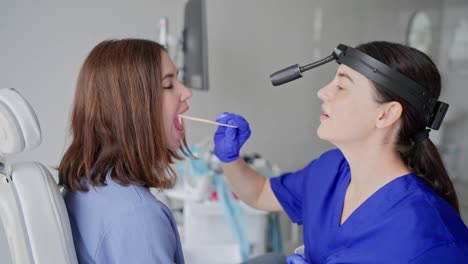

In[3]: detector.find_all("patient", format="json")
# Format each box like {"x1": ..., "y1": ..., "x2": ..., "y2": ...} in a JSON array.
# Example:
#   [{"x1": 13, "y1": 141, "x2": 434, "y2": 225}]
[{"x1": 58, "y1": 39, "x2": 192, "y2": 263}]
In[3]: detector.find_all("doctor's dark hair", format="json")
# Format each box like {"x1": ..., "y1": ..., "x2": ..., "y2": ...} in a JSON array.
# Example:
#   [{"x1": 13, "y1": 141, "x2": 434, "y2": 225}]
[
  {"x1": 59, "y1": 39, "x2": 190, "y2": 192},
  {"x1": 356, "y1": 41, "x2": 459, "y2": 213}
]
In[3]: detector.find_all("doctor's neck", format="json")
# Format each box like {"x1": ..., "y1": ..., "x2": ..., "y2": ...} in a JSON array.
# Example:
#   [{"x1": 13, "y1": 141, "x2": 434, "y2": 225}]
[{"x1": 339, "y1": 142, "x2": 410, "y2": 193}]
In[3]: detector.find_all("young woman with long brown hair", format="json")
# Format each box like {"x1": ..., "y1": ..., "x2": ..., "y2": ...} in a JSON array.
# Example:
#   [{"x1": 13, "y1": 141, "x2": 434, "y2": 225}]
[{"x1": 59, "y1": 38, "x2": 191, "y2": 264}]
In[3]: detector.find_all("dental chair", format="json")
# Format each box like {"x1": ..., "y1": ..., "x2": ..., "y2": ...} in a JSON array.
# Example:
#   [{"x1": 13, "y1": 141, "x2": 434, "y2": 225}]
[{"x1": 0, "y1": 88, "x2": 78, "y2": 264}]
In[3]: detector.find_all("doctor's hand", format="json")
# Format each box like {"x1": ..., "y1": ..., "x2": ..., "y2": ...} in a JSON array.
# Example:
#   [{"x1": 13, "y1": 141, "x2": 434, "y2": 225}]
[
  {"x1": 287, "y1": 254, "x2": 309, "y2": 264},
  {"x1": 213, "y1": 112, "x2": 251, "y2": 163}
]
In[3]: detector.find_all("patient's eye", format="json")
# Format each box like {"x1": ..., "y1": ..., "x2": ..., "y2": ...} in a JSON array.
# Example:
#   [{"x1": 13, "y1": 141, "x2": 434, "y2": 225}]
[{"x1": 163, "y1": 81, "x2": 173, "y2": 89}]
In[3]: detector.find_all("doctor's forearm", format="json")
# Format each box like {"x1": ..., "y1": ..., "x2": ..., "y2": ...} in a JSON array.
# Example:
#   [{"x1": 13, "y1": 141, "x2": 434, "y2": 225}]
[
  {"x1": 221, "y1": 159, "x2": 281, "y2": 211},
  {"x1": 221, "y1": 159, "x2": 267, "y2": 207}
]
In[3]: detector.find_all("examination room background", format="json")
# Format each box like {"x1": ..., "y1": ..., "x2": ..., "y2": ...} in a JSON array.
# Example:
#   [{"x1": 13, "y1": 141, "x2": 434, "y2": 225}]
[{"x1": 1, "y1": 0, "x2": 467, "y2": 254}]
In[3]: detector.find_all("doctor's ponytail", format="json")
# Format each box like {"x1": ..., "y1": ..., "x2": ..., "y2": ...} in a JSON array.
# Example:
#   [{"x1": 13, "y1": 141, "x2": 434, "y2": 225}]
[
  {"x1": 402, "y1": 136, "x2": 459, "y2": 213},
  {"x1": 356, "y1": 41, "x2": 460, "y2": 214}
]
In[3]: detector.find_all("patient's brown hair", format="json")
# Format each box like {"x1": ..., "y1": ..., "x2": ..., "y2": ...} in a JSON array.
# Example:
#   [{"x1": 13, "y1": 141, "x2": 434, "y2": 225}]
[{"x1": 59, "y1": 39, "x2": 190, "y2": 192}]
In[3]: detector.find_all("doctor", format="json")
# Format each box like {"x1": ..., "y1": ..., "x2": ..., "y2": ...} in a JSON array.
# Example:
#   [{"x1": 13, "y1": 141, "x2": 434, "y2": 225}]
[{"x1": 213, "y1": 41, "x2": 468, "y2": 263}]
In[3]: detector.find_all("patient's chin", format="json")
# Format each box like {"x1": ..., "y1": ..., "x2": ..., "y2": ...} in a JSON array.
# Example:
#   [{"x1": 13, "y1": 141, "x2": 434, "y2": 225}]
[{"x1": 167, "y1": 140, "x2": 181, "y2": 151}]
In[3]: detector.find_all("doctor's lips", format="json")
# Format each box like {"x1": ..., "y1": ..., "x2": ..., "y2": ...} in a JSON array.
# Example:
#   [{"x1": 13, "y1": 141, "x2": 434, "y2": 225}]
[{"x1": 320, "y1": 106, "x2": 330, "y2": 120}]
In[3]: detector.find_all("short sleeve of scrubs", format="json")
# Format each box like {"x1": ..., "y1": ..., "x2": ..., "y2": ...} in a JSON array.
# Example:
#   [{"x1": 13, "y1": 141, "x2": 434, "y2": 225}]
[
  {"x1": 95, "y1": 202, "x2": 183, "y2": 264},
  {"x1": 270, "y1": 149, "x2": 347, "y2": 224}
]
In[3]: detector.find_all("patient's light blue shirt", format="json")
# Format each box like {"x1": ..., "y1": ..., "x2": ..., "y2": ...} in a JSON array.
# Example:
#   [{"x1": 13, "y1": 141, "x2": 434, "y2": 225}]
[
  {"x1": 271, "y1": 149, "x2": 468, "y2": 263},
  {"x1": 64, "y1": 172, "x2": 184, "y2": 264}
]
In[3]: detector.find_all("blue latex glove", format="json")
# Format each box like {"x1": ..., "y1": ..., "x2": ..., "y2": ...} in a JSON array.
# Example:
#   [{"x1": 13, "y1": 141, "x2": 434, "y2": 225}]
[
  {"x1": 213, "y1": 112, "x2": 251, "y2": 163},
  {"x1": 287, "y1": 254, "x2": 309, "y2": 264}
]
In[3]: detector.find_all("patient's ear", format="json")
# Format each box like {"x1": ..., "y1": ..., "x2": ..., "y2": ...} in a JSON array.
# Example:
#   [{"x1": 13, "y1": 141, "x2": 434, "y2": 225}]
[{"x1": 376, "y1": 101, "x2": 402, "y2": 128}]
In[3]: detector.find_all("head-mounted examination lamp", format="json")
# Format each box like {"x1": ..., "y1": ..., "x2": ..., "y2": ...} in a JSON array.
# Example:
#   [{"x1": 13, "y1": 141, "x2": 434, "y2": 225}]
[{"x1": 270, "y1": 44, "x2": 449, "y2": 130}]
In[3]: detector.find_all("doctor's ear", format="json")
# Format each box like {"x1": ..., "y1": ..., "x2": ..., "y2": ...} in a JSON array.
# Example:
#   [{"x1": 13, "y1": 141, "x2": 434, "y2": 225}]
[{"x1": 376, "y1": 101, "x2": 403, "y2": 128}]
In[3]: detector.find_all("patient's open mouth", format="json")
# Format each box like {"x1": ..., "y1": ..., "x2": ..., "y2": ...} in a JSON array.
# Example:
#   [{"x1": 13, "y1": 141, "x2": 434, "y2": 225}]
[{"x1": 175, "y1": 115, "x2": 184, "y2": 131}]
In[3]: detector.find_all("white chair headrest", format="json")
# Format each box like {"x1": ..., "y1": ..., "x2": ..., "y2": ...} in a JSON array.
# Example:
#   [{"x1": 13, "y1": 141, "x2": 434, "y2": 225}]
[{"x1": 0, "y1": 88, "x2": 41, "y2": 154}]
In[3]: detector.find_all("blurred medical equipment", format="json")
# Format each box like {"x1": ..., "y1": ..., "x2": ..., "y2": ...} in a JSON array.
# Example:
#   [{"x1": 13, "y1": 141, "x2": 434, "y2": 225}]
[
  {"x1": 179, "y1": 115, "x2": 238, "y2": 128},
  {"x1": 165, "y1": 139, "x2": 283, "y2": 264},
  {"x1": 270, "y1": 44, "x2": 449, "y2": 130},
  {"x1": 158, "y1": 16, "x2": 169, "y2": 49},
  {"x1": 158, "y1": 0, "x2": 209, "y2": 90},
  {"x1": 0, "y1": 88, "x2": 78, "y2": 264}
]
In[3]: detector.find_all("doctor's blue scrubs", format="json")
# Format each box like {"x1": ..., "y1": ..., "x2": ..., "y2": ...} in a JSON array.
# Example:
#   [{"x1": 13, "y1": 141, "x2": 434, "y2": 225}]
[{"x1": 271, "y1": 149, "x2": 468, "y2": 263}]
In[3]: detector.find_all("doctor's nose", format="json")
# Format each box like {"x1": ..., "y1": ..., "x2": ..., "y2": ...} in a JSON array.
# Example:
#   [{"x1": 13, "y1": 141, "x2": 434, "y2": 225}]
[{"x1": 317, "y1": 82, "x2": 333, "y2": 101}]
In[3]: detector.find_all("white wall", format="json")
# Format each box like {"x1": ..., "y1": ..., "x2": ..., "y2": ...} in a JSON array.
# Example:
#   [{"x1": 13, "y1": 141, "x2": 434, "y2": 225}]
[{"x1": 3, "y1": 0, "x2": 466, "y2": 255}]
